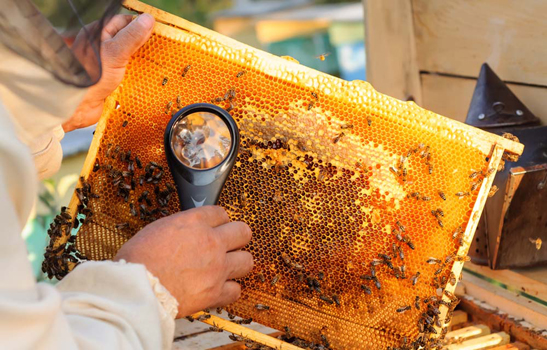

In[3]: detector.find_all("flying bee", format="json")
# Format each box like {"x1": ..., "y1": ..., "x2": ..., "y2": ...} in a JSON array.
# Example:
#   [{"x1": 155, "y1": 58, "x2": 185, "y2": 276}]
[
  {"x1": 271, "y1": 274, "x2": 280, "y2": 286},
  {"x1": 236, "y1": 70, "x2": 247, "y2": 78},
  {"x1": 255, "y1": 304, "x2": 270, "y2": 311},
  {"x1": 456, "y1": 191, "x2": 470, "y2": 197},
  {"x1": 397, "y1": 305, "x2": 411, "y2": 313},
  {"x1": 361, "y1": 284, "x2": 372, "y2": 295},
  {"x1": 411, "y1": 272, "x2": 420, "y2": 286},
  {"x1": 316, "y1": 52, "x2": 331, "y2": 61},
  {"x1": 340, "y1": 123, "x2": 354, "y2": 130},
  {"x1": 449, "y1": 272, "x2": 456, "y2": 285},
  {"x1": 182, "y1": 65, "x2": 192, "y2": 77},
  {"x1": 165, "y1": 101, "x2": 173, "y2": 115},
  {"x1": 319, "y1": 295, "x2": 334, "y2": 304},
  {"x1": 333, "y1": 132, "x2": 345, "y2": 144},
  {"x1": 488, "y1": 185, "x2": 499, "y2": 197},
  {"x1": 455, "y1": 255, "x2": 471, "y2": 262},
  {"x1": 176, "y1": 95, "x2": 182, "y2": 109},
  {"x1": 256, "y1": 272, "x2": 265, "y2": 283},
  {"x1": 162, "y1": 77, "x2": 168, "y2": 85},
  {"x1": 529, "y1": 237, "x2": 543, "y2": 250},
  {"x1": 439, "y1": 191, "x2": 446, "y2": 200}
]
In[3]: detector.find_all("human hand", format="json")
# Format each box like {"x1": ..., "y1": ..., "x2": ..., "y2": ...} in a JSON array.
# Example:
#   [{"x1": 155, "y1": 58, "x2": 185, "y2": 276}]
[
  {"x1": 114, "y1": 206, "x2": 254, "y2": 318},
  {"x1": 63, "y1": 14, "x2": 155, "y2": 133}
]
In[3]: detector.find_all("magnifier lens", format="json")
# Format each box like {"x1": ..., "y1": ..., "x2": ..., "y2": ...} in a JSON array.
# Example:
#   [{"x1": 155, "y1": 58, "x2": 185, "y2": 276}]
[{"x1": 171, "y1": 111, "x2": 232, "y2": 170}]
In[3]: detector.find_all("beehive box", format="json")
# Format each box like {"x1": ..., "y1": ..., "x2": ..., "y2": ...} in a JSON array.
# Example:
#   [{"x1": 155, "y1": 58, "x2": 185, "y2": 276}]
[{"x1": 43, "y1": 1, "x2": 523, "y2": 349}]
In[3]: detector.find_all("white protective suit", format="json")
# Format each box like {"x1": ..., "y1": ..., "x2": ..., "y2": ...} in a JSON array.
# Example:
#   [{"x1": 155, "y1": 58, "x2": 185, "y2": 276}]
[{"x1": 0, "y1": 43, "x2": 178, "y2": 349}]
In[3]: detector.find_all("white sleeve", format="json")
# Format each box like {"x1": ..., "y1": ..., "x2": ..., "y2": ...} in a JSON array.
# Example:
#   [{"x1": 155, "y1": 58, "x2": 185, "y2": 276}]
[{"x1": 0, "y1": 260, "x2": 177, "y2": 350}]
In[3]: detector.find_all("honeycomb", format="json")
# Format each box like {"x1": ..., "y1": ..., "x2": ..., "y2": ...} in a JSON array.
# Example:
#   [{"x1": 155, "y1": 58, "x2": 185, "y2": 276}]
[{"x1": 43, "y1": 1, "x2": 523, "y2": 349}]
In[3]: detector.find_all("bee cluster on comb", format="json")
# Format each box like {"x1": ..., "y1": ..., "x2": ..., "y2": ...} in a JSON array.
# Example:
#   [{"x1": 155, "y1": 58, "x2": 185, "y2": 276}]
[{"x1": 42, "y1": 1, "x2": 522, "y2": 348}]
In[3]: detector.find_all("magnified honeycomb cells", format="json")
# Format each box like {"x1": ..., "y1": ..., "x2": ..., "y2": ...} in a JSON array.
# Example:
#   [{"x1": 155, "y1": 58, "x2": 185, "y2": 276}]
[{"x1": 66, "y1": 21, "x2": 499, "y2": 349}]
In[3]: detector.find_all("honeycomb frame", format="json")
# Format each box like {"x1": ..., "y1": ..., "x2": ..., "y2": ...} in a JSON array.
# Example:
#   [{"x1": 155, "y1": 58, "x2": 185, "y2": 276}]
[{"x1": 46, "y1": 1, "x2": 524, "y2": 349}]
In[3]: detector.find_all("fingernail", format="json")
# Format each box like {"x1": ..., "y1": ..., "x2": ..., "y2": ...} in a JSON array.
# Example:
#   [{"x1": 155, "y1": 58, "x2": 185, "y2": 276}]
[{"x1": 137, "y1": 13, "x2": 155, "y2": 28}]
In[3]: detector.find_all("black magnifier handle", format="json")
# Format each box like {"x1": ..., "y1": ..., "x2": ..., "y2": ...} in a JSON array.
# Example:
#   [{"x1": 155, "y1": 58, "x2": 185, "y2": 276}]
[{"x1": 164, "y1": 103, "x2": 239, "y2": 211}]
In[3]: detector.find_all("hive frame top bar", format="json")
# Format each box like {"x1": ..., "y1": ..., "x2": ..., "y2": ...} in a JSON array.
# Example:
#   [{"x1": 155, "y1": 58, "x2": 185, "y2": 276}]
[{"x1": 122, "y1": 0, "x2": 522, "y2": 157}]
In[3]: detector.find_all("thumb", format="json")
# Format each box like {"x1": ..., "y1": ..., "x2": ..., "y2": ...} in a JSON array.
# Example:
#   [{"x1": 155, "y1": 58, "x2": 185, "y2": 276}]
[{"x1": 104, "y1": 13, "x2": 155, "y2": 69}]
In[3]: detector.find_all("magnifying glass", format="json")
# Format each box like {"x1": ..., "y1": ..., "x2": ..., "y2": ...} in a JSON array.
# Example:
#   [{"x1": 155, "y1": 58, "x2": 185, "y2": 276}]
[{"x1": 164, "y1": 103, "x2": 239, "y2": 210}]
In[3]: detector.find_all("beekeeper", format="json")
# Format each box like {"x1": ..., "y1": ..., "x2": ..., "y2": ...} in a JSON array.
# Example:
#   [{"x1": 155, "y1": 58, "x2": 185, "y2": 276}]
[{"x1": 0, "y1": 1, "x2": 253, "y2": 349}]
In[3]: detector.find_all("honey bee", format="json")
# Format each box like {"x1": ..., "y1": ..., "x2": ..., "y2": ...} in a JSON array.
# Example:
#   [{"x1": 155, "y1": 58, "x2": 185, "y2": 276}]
[
  {"x1": 182, "y1": 65, "x2": 192, "y2": 77},
  {"x1": 165, "y1": 101, "x2": 173, "y2": 115},
  {"x1": 529, "y1": 237, "x2": 543, "y2": 250},
  {"x1": 367, "y1": 116, "x2": 372, "y2": 126},
  {"x1": 340, "y1": 123, "x2": 354, "y2": 130},
  {"x1": 271, "y1": 274, "x2": 280, "y2": 286},
  {"x1": 439, "y1": 191, "x2": 447, "y2": 200},
  {"x1": 311, "y1": 92, "x2": 318, "y2": 100},
  {"x1": 411, "y1": 192, "x2": 420, "y2": 198},
  {"x1": 393, "y1": 229, "x2": 403, "y2": 242},
  {"x1": 469, "y1": 170, "x2": 481, "y2": 179},
  {"x1": 255, "y1": 304, "x2": 270, "y2": 311},
  {"x1": 211, "y1": 97, "x2": 224, "y2": 104},
  {"x1": 422, "y1": 196, "x2": 431, "y2": 201},
  {"x1": 162, "y1": 77, "x2": 168, "y2": 86},
  {"x1": 307, "y1": 100, "x2": 315, "y2": 111},
  {"x1": 396, "y1": 221, "x2": 405, "y2": 232},
  {"x1": 434, "y1": 265, "x2": 444, "y2": 275},
  {"x1": 197, "y1": 314, "x2": 211, "y2": 321},
  {"x1": 176, "y1": 95, "x2": 182, "y2": 109},
  {"x1": 389, "y1": 166, "x2": 399, "y2": 175},
  {"x1": 455, "y1": 255, "x2": 471, "y2": 262},
  {"x1": 374, "y1": 278, "x2": 381, "y2": 290},
  {"x1": 93, "y1": 160, "x2": 100, "y2": 172},
  {"x1": 116, "y1": 222, "x2": 129, "y2": 230},
  {"x1": 428, "y1": 164, "x2": 433, "y2": 174},
  {"x1": 456, "y1": 191, "x2": 470, "y2": 197},
  {"x1": 445, "y1": 254, "x2": 455, "y2": 264},
  {"x1": 449, "y1": 272, "x2": 457, "y2": 285},
  {"x1": 471, "y1": 181, "x2": 480, "y2": 191},
  {"x1": 316, "y1": 52, "x2": 331, "y2": 61},
  {"x1": 122, "y1": 120, "x2": 128, "y2": 127},
  {"x1": 333, "y1": 132, "x2": 345, "y2": 144},
  {"x1": 319, "y1": 295, "x2": 334, "y2": 304},
  {"x1": 488, "y1": 185, "x2": 499, "y2": 197},
  {"x1": 332, "y1": 294, "x2": 341, "y2": 306},
  {"x1": 185, "y1": 315, "x2": 195, "y2": 322},
  {"x1": 411, "y1": 272, "x2": 420, "y2": 285},
  {"x1": 236, "y1": 70, "x2": 247, "y2": 78},
  {"x1": 209, "y1": 325, "x2": 223, "y2": 332},
  {"x1": 427, "y1": 257, "x2": 441, "y2": 265},
  {"x1": 437, "y1": 219, "x2": 444, "y2": 228},
  {"x1": 130, "y1": 203, "x2": 137, "y2": 217},
  {"x1": 397, "y1": 305, "x2": 411, "y2": 313},
  {"x1": 317, "y1": 271, "x2": 325, "y2": 280},
  {"x1": 403, "y1": 235, "x2": 415, "y2": 250},
  {"x1": 378, "y1": 253, "x2": 391, "y2": 261},
  {"x1": 256, "y1": 272, "x2": 265, "y2": 283},
  {"x1": 415, "y1": 296, "x2": 420, "y2": 310},
  {"x1": 361, "y1": 284, "x2": 372, "y2": 295},
  {"x1": 452, "y1": 226, "x2": 463, "y2": 239}
]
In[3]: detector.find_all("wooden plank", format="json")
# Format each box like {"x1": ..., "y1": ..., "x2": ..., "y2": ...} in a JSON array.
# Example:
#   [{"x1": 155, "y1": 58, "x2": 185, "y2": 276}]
[
  {"x1": 421, "y1": 74, "x2": 547, "y2": 124},
  {"x1": 186, "y1": 312, "x2": 301, "y2": 350},
  {"x1": 464, "y1": 262, "x2": 547, "y2": 300},
  {"x1": 445, "y1": 324, "x2": 491, "y2": 341},
  {"x1": 459, "y1": 297, "x2": 547, "y2": 350},
  {"x1": 489, "y1": 342, "x2": 530, "y2": 350},
  {"x1": 445, "y1": 332, "x2": 510, "y2": 350},
  {"x1": 460, "y1": 272, "x2": 547, "y2": 329},
  {"x1": 363, "y1": 0, "x2": 422, "y2": 104},
  {"x1": 207, "y1": 332, "x2": 283, "y2": 350},
  {"x1": 412, "y1": 0, "x2": 547, "y2": 87}
]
